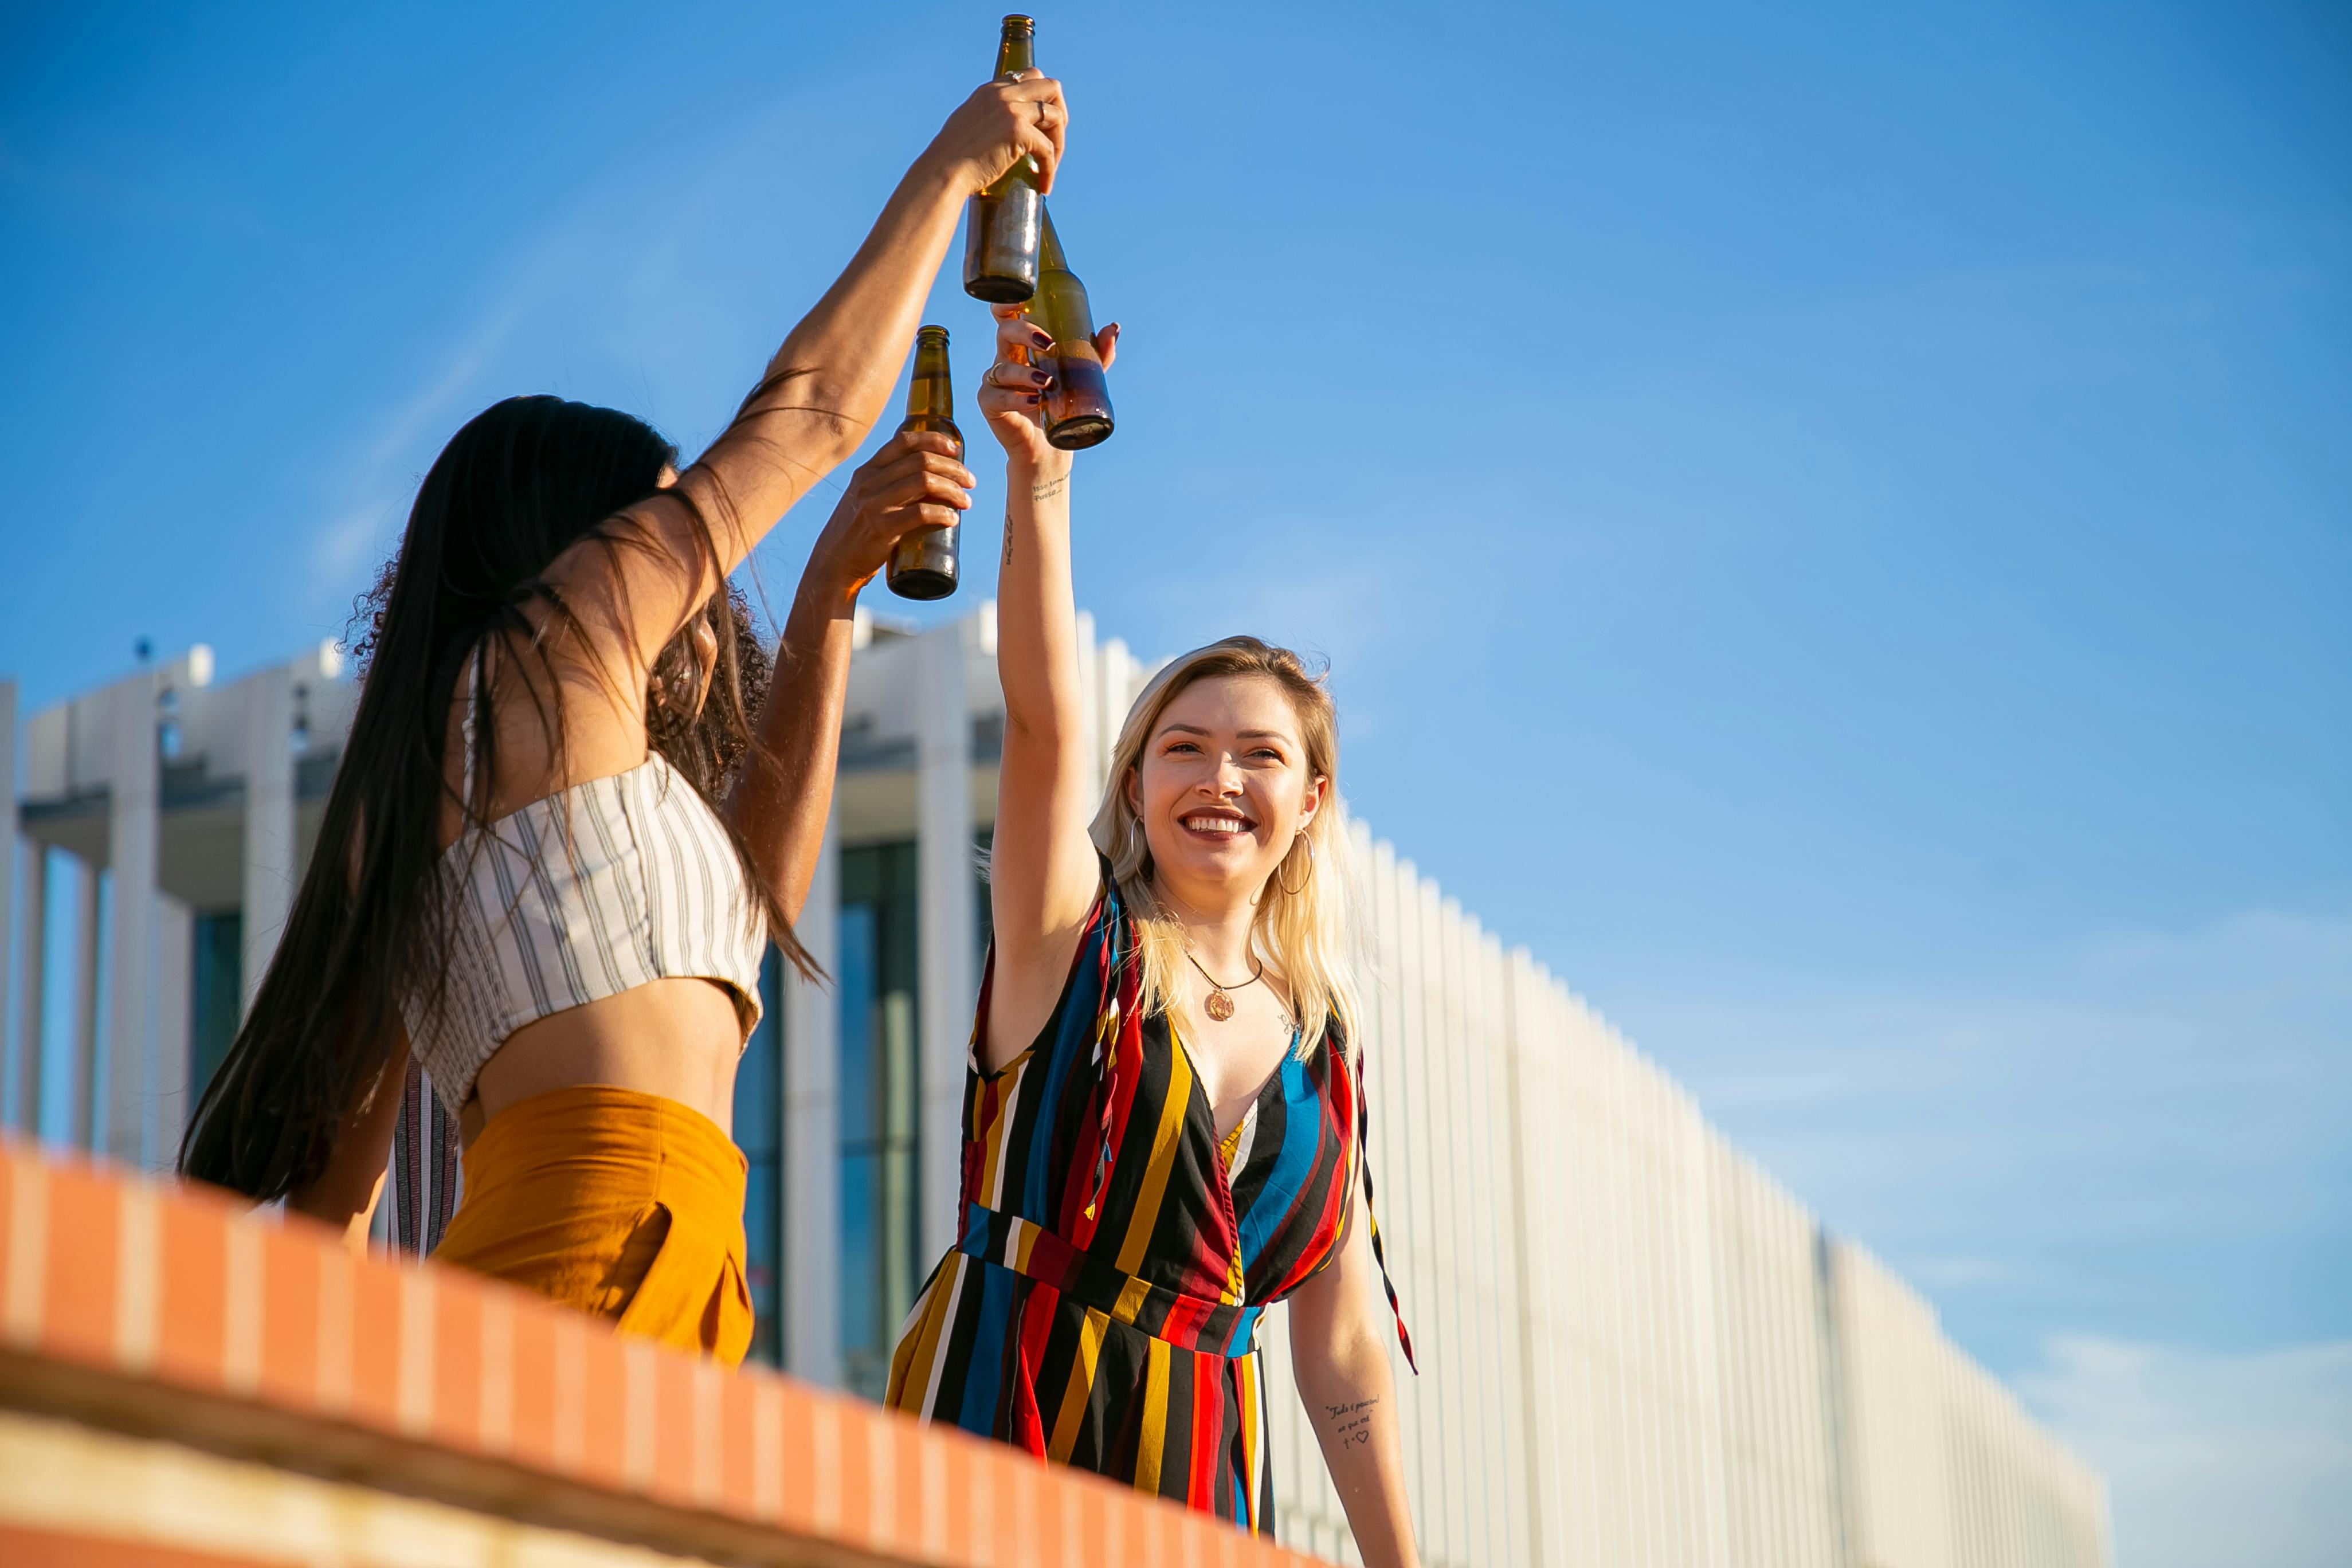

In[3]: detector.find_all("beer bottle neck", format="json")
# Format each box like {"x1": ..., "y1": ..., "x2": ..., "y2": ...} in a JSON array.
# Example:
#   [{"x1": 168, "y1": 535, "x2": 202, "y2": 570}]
[
  {"x1": 995, "y1": 21, "x2": 1034, "y2": 77},
  {"x1": 907, "y1": 339, "x2": 954, "y2": 420}
]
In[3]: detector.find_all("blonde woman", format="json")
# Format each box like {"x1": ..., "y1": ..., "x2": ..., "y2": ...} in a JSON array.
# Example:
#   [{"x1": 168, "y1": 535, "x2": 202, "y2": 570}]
[{"x1": 886, "y1": 307, "x2": 1418, "y2": 1559}]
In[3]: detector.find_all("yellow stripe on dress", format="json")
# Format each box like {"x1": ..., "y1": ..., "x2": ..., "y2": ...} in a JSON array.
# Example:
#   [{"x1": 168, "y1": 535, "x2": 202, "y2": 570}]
[
  {"x1": 1115, "y1": 1039, "x2": 1195, "y2": 1275},
  {"x1": 1136, "y1": 1335, "x2": 1172, "y2": 1495},
  {"x1": 1012, "y1": 1215, "x2": 1041, "y2": 1275},
  {"x1": 1237, "y1": 1350, "x2": 1261, "y2": 1532},
  {"x1": 977, "y1": 1067, "x2": 1026, "y2": 1209},
  {"x1": 1218, "y1": 1112, "x2": 1249, "y2": 1305},
  {"x1": 1046, "y1": 1306, "x2": 1109, "y2": 1463},
  {"x1": 886, "y1": 1259, "x2": 950, "y2": 1410}
]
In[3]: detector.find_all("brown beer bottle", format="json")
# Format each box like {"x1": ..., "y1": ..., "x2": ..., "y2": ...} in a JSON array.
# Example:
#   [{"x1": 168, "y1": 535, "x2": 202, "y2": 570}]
[
  {"x1": 1032, "y1": 207, "x2": 1114, "y2": 450},
  {"x1": 884, "y1": 326, "x2": 963, "y2": 601},
  {"x1": 962, "y1": 15, "x2": 1043, "y2": 304}
]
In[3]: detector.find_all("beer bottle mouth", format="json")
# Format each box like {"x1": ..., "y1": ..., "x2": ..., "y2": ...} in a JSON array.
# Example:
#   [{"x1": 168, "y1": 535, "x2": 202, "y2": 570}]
[
  {"x1": 916, "y1": 325, "x2": 950, "y2": 346},
  {"x1": 1002, "y1": 14, "x2": 1034, "y2": 33}
]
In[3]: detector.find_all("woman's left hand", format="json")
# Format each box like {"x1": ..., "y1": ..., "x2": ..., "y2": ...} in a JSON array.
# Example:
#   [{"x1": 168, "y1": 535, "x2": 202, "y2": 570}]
[
  {"x1": 976, "y1": 305, "x2": 1120, "y2": 473},
  {"x1": 807, "y1": 430, "x2": 977, "y2": 597}
]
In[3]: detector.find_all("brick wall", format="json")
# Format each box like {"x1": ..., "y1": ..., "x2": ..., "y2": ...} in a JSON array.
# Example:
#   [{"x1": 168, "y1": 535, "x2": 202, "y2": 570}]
[{"x1": 0, "y1": 1137, "x2": 1322, "y2": 1567}]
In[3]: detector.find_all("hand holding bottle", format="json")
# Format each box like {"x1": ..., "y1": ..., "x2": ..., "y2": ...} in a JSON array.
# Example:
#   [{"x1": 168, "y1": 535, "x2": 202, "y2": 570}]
[
  {"x1": 923, "y1": 68, "x2": 1067, "y2": 199},
  {"x1": 807, "y1": 432, "x2": 976, "y2": 597},
  {"x1": 976, "y1": 305, "x2": 1118, "y2": 472}
]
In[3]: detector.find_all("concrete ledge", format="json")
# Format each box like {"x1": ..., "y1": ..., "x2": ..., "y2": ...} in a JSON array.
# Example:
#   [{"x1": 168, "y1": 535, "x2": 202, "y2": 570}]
[{"x1": 0, "y1": 1138, "x2": 1310, "y2": 1567}]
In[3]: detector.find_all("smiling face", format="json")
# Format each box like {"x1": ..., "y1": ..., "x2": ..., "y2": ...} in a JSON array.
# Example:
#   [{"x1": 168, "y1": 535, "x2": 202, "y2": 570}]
[{"x1": 1128, "y1": 673, "x2": 1327, "y2": 909}]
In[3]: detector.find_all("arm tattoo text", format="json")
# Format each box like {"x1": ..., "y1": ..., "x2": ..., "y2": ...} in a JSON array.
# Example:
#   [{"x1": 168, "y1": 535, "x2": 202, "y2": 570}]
[{"x1": 1322, "y1": 1398, "x2": 1379, "y2": 1449}]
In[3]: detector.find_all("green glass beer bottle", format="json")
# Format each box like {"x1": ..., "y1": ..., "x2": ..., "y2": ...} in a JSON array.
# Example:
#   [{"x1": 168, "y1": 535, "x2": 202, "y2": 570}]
[
  {"x1": 1032, "y1": 207, "x2": 1114, "y2": 450},
  {"x1": 884, "y1": 326, "x2": 963, "y2": 601},
  {"x1": 962, "y1": 15, "x2": 1043, "y2": 304}
]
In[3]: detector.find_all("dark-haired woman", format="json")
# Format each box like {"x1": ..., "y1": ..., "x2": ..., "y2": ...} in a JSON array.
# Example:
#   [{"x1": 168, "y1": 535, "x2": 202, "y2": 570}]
[{"x1": 181, "y1": 72, "x2": 1069, "y2": 1364}]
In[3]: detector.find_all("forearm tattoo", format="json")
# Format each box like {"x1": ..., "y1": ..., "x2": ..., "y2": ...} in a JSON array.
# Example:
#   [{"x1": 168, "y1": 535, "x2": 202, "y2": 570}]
[
  {"x1": 1030, "y1": 475, "x2": 1068, "y2": 504},
  {"x1": 1322, "y1": 1398, "x2": 1379, "y2": 1449}
]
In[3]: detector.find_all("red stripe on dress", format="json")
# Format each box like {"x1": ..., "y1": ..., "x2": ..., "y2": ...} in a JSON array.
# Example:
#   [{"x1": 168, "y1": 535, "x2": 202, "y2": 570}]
[
  {"x1": 1187, "y1": 1352, "x2": 1220, "y2": 1510},
  {"x1": 1009, "y1": 1279, "x2": 1061, "y2": 1455}
]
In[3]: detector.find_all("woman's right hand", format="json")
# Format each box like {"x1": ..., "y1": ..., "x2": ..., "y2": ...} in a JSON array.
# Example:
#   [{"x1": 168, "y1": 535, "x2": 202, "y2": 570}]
[
  {"x1": 922, "y1": 69, "x2": 1067, "y2": 196},
  {"x1": 805, "y1": 431, "x2": 976, "y2": 598},
  {"x1": 977, "y1": 305, "x2": 1120, "y2": 472}
]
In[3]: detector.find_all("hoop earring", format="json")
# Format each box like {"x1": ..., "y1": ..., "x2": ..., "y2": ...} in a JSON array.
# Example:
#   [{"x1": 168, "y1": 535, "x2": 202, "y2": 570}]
[
  {"x1": 1126, "y1": 816, "x2": 1146, "y2": 865},
  {"x1": 1277, "y1": 832, "x2": 1314, "y2": 896}
]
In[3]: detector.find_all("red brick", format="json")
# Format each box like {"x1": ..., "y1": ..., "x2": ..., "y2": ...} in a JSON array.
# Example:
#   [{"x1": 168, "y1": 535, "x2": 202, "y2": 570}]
[
  {"x1": 344, "y1": 1250, "x2": 403, "y2": 1430},
  {"x1": 579, "y1": 1324, "x2": 628, "y2": 1488},
  {"x1": 941, "y1": 1436, "x2": 974, "y2": 1561},
  {"x1": 718, "y1": 1367, "x2": 758, "y2": 1518},
  {"x1": 777, "y1": 1383, "x2": 817, "y2": 1532},
  {"x1": 253, "y1": 1224, "x2": 320, "y2": 1411},
  {"x1": 430, "y1": 1273, "x2": 484, "y2": 1454},
  {"x1": 648, "y1": 1349, "x2": 697, "y2": 1503},
  {"x1": 41, "y1": 1159, "x2": 118, "y2": 1366},
  {"x1": 505, "y1": 1299, "x2": 558, "y2": 1469},
  {"x1": 836, "y1": 1397, "x2": 873, "y2": 1549},
  {"x1": 879, "y1": 1416, "x2": 918, "y2": 1557},
  {"x1": 154, "y1": 1192, "x2": 228, "y2": 1391}
]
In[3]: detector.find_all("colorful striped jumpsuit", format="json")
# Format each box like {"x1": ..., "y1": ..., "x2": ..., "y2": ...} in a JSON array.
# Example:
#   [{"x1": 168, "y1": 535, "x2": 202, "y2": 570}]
[{"x1": 886, "y1": 867, "x2": 1412, "y2": 1534}]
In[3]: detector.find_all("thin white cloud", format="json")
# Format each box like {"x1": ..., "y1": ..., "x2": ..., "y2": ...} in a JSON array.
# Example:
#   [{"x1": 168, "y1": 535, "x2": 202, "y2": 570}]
[
  {"x1": 1640, "y1": 908, "x2": 2351, "y2": 1250},
  {"x1": 299, "y1": 251, "x2": 563, "y2": 620},
  {"x1": 2020, "y1": 1335, "x2": 2352, "y2": 1568},
  {"x1": 290, "y1": 69, "x2": 903, "y2": 633}
]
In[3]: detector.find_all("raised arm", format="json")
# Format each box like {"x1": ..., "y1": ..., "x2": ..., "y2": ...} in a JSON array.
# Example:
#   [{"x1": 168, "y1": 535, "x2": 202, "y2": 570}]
[
  {"x1": 551, "y1": 73, "x2": 1068, "y2": 691},
  {"x1": 976, "y1": 305, "x2": 1119, "y2": 1069},
  {"x1": 728, "y1": 429, "x2": 977, "y2": 915}
]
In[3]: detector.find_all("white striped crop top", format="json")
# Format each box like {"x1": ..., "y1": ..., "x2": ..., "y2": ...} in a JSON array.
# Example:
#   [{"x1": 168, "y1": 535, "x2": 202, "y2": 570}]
[{"x1": 401, "y1": 747, "x2": 767, "y2": 1119}]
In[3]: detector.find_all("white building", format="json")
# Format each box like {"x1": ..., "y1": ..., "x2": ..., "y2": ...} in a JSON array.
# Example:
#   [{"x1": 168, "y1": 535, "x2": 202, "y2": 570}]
[{"x1": 0, "y1": 613, "x2": 2110, "y2": 1568}]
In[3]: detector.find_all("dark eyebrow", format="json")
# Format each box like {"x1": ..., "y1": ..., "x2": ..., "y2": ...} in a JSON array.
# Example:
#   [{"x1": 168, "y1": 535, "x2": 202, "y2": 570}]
[{"x1": 1157, "y1": 723, "x2": 1212, "y2": 738}]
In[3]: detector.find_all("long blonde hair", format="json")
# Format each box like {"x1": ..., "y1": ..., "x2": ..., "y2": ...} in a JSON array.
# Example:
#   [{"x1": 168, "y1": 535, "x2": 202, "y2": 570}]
[{"x1": 1088, "y1": 637, "x2": 1362, "y2": 1056}]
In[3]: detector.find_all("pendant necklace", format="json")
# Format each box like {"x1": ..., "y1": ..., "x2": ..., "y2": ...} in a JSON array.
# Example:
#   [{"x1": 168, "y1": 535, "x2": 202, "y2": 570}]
[{"x1": 1186, "y1": 950, "x2": 1265, "y2": 1022}]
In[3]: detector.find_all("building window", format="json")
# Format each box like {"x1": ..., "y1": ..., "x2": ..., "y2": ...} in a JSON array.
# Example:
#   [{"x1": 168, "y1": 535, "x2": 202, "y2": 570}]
[
  {"x1": 838, "y1": 841, "x2": 921, "y2": 1401},
  {"x1": 189, "y1": 911, "x2": 242, "y2": 1104},
  {"x1": 734, "y1": 948, "x2": 786, "y2": 1369}
]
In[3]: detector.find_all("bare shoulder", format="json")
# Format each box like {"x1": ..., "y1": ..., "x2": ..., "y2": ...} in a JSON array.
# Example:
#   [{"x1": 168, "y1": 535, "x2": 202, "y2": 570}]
[{"x1": 435, "y1": 626, "x2": 650, "y2": 845}]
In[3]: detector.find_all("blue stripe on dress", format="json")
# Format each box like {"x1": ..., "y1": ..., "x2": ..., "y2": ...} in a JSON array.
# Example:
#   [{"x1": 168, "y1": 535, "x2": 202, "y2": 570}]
[
  {"x1": 1236, "y1": 1055, "x2": 1319, "y2": 1273},
  {"x1": 957, "y1": 1258, "x2": 1016, "y2": 1438},
  {"x1": 1020, "y1": 922, "x2": 1101, "y2": 1220}
]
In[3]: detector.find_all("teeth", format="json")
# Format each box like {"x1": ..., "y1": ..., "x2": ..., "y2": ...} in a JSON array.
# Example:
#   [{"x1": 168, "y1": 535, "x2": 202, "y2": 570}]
[{"x1": 1183, "y1": 814, "x2": 1249, "y2": 833}]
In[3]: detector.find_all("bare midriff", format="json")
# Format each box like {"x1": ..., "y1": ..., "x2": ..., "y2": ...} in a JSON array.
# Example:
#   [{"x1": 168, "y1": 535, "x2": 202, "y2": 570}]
[{"x1": 460, "y1": 977, "x2": 746, "y2": 1148}]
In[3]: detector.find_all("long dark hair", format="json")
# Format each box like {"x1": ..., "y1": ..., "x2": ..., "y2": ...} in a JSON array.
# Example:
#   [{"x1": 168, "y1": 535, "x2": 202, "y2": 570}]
[{"x1": 181, "y1": 394, "x2": 812, "y2": 1202}]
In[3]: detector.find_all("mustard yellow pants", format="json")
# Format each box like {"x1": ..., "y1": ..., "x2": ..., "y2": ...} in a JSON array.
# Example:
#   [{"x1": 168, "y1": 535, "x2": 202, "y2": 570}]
[{"x1": 434, "y1": 1085, "x2": 754, "y2": 1365}]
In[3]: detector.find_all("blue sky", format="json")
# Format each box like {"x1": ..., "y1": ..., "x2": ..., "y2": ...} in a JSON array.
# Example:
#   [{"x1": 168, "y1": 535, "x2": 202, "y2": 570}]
[{"x1": 3, "y1": 3, "x2": 2346, "y2": 1557}]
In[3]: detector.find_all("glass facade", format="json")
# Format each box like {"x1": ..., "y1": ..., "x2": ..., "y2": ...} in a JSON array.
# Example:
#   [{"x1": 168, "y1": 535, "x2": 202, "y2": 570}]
[
  {"x1": 189, "y1": 910, "x2": 241, "y2": 1103},
  {"x1": 732, "y1": 947, "x2": 786, "y2": 1370},
  {"x1": 837, "y1": 841, "x2": 922, "y2": 1400}
]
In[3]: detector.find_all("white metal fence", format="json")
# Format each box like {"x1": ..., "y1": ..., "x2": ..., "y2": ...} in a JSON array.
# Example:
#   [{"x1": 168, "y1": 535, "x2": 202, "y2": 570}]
[{"x1": 1255, "y1": 830, "x2": 2110, "y2": 1568}]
